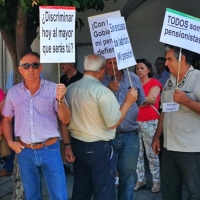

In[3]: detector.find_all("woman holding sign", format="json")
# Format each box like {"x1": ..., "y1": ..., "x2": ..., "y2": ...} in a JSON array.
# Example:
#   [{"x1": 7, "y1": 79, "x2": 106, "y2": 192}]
[{"x1": 134, "y1": 59, "x2": 162, "y2": 193}]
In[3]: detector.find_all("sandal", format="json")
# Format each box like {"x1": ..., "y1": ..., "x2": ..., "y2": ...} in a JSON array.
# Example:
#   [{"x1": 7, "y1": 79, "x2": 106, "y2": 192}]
[
  {"x1": 115, "y1": 176, "x2": 119, "y2": 188},
  {"x1": 134, "y1": 181, "x2": 146, "y2": 191},
  {"x1": 151, "y1": 182, "x2": 160, "y2": 193}
]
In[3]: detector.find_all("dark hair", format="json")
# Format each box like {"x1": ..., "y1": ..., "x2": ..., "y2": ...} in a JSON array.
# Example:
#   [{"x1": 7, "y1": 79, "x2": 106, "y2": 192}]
[
  {"x1": 63, "y1": 58, "x2": 77, "y2": 68},
  {"x1": 155, "y1": 57, "x2": 169, "y2": 72},
  {"x1": 73, "y1": 62, "x2": 77, "y2": 68},
  {"x1": 165, "y1": 44, "x2": 193, "y2": 65},
  {"x1": 156, "y1": 57, "x2": 166, "y2": 63},
  {"x1": 19, "y1": 51, "x2": 40, "y2": 63},
  {"x1": 67, "y1": 62, "x2": 76, "y2": 68},
  {"x1": 135, "y1": 58, "x2": 153, "y2": 78}
]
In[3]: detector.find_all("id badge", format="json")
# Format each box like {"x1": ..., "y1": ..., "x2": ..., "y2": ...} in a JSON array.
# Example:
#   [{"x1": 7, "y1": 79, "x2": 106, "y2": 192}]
[{"x1": 163, "y1": 102, "x2": 179, "y2": 112}]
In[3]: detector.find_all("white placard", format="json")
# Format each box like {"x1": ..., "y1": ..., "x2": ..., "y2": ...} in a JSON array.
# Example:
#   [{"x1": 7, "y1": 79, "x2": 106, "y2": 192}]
[
  {"x1": 160, "y1": 8, "x2": 200, "y2": 54},
  {"x1": 88, "y1": 11, "x2": 121, "y2": 59},
  {"x1": 163, "y1": 102, "x2": 180, "y2": 112},
  {"x1": 40, "y1": 6, "x2": 76, "y2": 63},
  {"x1": 108, "y1": 17, "x2": 136, "y2": 70}
]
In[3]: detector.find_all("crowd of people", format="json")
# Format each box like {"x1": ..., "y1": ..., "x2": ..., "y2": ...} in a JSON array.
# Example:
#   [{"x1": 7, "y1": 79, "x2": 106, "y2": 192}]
[{"x1": 0, "y1": 44, "x2": 200, "y2": 200}]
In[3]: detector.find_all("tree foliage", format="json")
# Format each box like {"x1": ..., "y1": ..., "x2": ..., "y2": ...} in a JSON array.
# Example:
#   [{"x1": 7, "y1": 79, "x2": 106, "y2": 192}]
[{"x1": 0, "y1": 0, "x2": 116, "y2": 84}]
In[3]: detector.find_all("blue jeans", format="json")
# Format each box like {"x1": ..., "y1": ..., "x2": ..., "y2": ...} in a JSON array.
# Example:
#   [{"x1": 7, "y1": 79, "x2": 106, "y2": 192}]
[
  {"x1": 4, "y1": 119, "x2": 15, "y2": 172},
  {"x1": 112, "y1": 131, "x2": 139, "y2": 200},
  {"x1": 3, "y1": 148, "x2": 15, "y2": 172},
  {"x1": 17, "y1": 140, "x2": 67, "y2": 200},
  {"x1": 71, "y1": 138, "x2": 116, "y2": 200}
]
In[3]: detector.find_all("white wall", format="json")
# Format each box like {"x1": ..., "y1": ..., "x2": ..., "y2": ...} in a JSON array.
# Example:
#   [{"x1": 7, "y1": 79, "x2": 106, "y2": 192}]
[
  {"x1": 74, "y1": 0, "x2": 200, "y2": 73},
  {"x1": 126, "y1": 0, "x2": 200, "y2": 66},
  {"x1": 2, "y1": 0, "x2": 200, "y2": 88},
  {"x1": 75, "y1": 0, "x2": 127, "y2": 43}
]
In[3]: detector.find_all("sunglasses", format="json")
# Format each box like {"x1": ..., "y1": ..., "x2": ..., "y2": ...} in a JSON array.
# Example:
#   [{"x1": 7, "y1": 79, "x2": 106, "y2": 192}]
[{"x1": 20, "y1": 63, "x2": 40, "y2": 70}]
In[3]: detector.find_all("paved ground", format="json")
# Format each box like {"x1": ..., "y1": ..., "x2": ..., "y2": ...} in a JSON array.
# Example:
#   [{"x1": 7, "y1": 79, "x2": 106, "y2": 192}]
[{"x1": 0, "y1": 160, "x2": 188, "y2": 200}]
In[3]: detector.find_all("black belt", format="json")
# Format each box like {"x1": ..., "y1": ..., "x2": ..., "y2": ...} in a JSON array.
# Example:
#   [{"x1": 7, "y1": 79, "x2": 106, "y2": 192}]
[
  {"x1": 116, "y1": 129, "x2": 138, "y2": 134},
  {"x1": 71, "y1": 137, "x2": 110, "y2": 143}
]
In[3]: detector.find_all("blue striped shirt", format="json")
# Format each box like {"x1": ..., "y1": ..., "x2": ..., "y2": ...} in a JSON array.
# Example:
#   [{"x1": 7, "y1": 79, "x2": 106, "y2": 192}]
[{"x1": 102, "y1": 70, "x2": 145, "y2": 132}]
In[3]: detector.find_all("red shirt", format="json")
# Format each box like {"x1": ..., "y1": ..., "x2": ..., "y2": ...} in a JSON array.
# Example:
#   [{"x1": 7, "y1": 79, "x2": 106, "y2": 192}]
[{"x1": 137, "y1": 78, "x2": 162, "y2": 121}]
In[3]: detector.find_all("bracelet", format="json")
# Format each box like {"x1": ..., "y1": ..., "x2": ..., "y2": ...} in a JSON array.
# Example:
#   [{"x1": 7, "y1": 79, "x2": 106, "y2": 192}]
[
  {"x1": 56, "y1": 97, "x2": 64, "y2": 103},
  {"x1": 64, "y1": 143, "x2": 71, "y2": 147}
]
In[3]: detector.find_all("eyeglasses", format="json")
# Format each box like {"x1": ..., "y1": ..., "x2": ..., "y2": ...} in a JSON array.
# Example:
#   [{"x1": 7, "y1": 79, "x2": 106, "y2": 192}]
[{"x1": 20, "y1": 63, "x2": 40, "y2": 70}]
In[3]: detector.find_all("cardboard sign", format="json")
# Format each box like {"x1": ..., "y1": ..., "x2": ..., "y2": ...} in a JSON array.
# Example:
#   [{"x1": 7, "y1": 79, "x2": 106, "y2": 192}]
[
  {"x1": 88, "y1": 11, "x2": 121, "y2": 59},
  {"x1": 40, "y1": 6, "x2": 76, "y2": 63},
  {"x1": 160, "y1": 8, "x2": 200, "y2": 54},
  {"x1": 108, "y1": 17, "x2": 136, "y2": 70}
]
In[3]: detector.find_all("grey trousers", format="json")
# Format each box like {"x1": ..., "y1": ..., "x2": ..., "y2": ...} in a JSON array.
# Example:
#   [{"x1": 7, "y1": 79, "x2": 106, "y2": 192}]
[{"x1": 161, "y1": 148, "x2": 200, "y2": 200}]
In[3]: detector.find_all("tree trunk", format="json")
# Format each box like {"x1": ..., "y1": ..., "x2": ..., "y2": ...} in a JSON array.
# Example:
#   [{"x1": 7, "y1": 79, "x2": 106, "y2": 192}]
[
  {"x1": 0, "y1": 30, "x2": 23, "y2": 198},
  {"x1": 11, "y1": 1, "x2": 29, "y2": 199},
  {"x1": 12, "y1": 157, "x2": 24, "y2": 200},
  {"x1": 15, "y1": 0, "x2": 28, "y2": 84},
  {"x1": 16, "y1": 0, "x2": 27, "y2": 59}
]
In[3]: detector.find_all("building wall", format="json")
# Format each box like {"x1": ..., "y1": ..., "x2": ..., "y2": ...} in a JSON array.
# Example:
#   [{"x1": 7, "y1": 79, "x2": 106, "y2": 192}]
[
  {"x1": 126, "y1": 0, "x2": 200, "y2": 66},
  {"x1": 75, "y1": 0, "x2": 200, "y2": 72},
  {"x1": 1, "y1": 0, "x2": 200, "y2": 90}
]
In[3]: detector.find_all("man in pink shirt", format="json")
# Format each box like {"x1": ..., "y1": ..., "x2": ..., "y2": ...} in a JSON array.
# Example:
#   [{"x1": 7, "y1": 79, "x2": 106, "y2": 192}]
[{"x1": 2, "y1": 52, "x2": 71, "y2": 200}]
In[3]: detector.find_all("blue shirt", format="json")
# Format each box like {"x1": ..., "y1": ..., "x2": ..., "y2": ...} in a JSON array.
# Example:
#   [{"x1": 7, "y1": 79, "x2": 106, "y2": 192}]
[
  {"x1": 153, "y1": 70, "x2": 170, "y2": 87},
  {"x1": 102, "y1": 70, "x2": 145, "y2": 132},
  {"x1": 6, "y1": 71, "x2": 14, "y2": 90}
]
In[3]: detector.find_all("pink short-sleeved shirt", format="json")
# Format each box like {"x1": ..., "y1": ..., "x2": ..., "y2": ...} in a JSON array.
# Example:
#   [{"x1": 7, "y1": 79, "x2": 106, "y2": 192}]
[{"x1": 0, "y1": 88, "x2": 5, "y2": 102}]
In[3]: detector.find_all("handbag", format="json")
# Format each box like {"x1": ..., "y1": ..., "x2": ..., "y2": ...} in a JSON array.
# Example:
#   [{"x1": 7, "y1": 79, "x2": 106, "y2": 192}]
[
  {"x1": 0, "y1": 135, "x2": 11, "y2": 158},
  {"x1": 151, "y1": 105, "x2": 160, "y2": 115}
]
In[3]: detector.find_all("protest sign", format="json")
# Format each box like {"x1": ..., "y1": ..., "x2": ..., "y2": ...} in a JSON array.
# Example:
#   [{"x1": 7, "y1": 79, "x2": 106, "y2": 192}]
[
  {"x1": 40, "y1": 6, "x2": 76, "y2": 63},
  {"x1": 160, "y1": 8, "x2": 200, "y2": 54},
  {"x1": 88, "y1": 11, "x2": 121, "y2": 59},
  {"x1": 107, "y1": 17, "x2": 136, "y2": 70}
]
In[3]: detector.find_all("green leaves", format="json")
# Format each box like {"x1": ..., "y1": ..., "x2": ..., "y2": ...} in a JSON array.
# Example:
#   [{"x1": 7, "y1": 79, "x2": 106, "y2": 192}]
[
  {"x1": 54, "y1": 0, "x2": 80, "y2": 8},
  {"x1": 0, "y1": 6, "x2": 6, "y2": 21},
  {"x1": 21, "y1": 0, "x2": 28, "y2": 12},
  {"x1": 73, "y1": 1, "x2": 80, "y2": 8},
  {"x1": 0, "y1": 0, "x2": 17, "y2": 31},
  {"x1": 0, "y1": 0, "x2": 5, "y2": 6}
]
